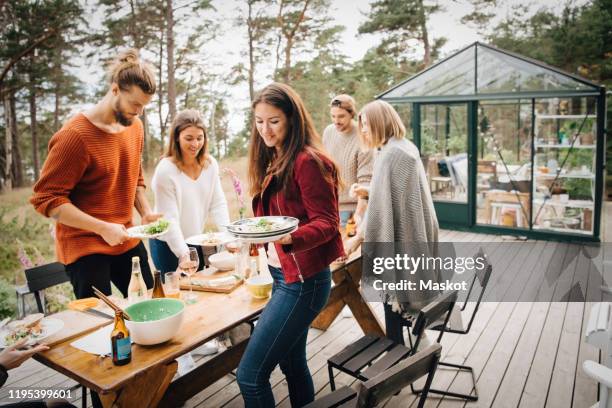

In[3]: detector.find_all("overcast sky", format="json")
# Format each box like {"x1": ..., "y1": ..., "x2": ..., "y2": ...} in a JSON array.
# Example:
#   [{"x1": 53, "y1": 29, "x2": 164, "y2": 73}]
[{"x1": 76, "y1": 0, "x2": 571, "y2": 136}]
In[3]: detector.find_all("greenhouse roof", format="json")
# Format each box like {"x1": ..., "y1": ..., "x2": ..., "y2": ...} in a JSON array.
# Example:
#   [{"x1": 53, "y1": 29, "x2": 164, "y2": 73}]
[{"x1": 378, "y1": 42, "x2": 603, "y2": 103}]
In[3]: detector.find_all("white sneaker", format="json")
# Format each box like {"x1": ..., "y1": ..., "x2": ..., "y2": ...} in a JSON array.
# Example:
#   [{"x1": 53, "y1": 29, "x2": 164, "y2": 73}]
[{"x1": 342, "y1": 306, "x2": 353, "y2": 318}]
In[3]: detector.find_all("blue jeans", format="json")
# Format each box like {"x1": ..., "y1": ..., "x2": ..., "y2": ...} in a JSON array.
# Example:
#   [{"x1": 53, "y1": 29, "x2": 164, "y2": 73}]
[
  {"x1": 149, "y1": 239, "x2": 205, "y2": 274},
  {"x1": 237, "y1": 266, "x2": 331, "y2": 407}
]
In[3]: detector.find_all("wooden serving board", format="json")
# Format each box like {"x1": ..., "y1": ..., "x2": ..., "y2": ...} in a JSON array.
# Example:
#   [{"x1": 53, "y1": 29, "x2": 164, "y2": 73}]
[
  {"x1": 43, "y1": 309, "x2": 112, "y2": 347},
  {"x1": 180, "y1": 270, "x2": 243, "y2": 294}
]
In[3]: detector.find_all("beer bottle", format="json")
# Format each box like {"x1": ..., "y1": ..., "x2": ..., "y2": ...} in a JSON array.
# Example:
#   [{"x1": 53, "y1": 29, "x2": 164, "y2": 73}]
[
  {"x1": 111, "y1": 310, "x2": 131, "y2": 366},
  {"x1": 247, "y1": 244, "x2": 259, "y2": 278},
  {"x1": 128, "y1": 257, "x2": 148, "y2": 304},
  {"x1": 151, "y1": 270, "x2": 166, "y2": 298},
  {"x1": 346, "y1": 212, "x2": 357, "y2": 237}
]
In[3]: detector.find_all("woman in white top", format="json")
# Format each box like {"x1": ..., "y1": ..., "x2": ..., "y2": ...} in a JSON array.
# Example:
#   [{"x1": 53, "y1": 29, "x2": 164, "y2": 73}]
[{"x1": 150, "y1": 109, "x2": 230, "y2": 273}]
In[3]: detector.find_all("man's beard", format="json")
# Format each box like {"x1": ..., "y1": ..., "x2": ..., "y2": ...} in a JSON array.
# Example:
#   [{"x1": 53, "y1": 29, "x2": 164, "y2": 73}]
[{"x1": 113, "y1": 102, "x2": 134, "y2": 126}]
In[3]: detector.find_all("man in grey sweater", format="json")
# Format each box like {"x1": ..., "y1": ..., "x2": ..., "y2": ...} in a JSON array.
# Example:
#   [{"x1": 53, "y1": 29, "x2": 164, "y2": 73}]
[{"x1": 322, "y1": 94, "x2": 373, "y2": 227}]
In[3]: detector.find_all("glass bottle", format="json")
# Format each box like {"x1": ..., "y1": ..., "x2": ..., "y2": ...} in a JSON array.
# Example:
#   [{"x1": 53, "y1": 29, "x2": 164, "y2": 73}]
[
  {"x1": 111, "y1": 310, "x2": 131, "y2": 366},
  {"x1": 151, "y1": 270, "x2": 166, "y2": 298},
  {"x1": 346, "y1": 212, "x2": 357, "y2": 237},
  {"x1": 248, "y1": 244, "x2": 259, "y2": 278},
  {"x1": 128, "y1": 256, "x2": 148, "y2": 304}
]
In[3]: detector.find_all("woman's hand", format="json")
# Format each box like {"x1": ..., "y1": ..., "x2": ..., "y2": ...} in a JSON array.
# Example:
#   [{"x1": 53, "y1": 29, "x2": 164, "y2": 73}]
[
  {"x1": 349, "y1": 183, "x2": 370, "y2": 199},
  {"x1": 344, "y1": 235, "x2": 363, "y2": 256},
  {"x1": 0, "y1": 339, "x2": 49, "y2": 370},
  {"x1": 275, "y1": 234, "x2": 293, "y2": 245}
]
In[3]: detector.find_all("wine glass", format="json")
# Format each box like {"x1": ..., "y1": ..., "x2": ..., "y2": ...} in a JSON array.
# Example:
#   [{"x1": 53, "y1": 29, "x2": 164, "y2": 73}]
[{"x1": 180, "y1": 248, "x2": 199, "y2": 304}]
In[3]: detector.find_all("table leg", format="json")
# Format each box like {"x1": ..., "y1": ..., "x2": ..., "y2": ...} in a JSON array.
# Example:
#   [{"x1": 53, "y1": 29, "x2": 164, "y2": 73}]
[{"x1": 99, "y1": 360, "x2": 178, "y2": 408}]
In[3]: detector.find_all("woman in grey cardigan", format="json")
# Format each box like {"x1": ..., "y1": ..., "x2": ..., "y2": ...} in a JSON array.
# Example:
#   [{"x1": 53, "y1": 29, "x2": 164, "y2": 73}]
[{"x1": 346, "y1": 100, "x2": 441, "y2": 345}]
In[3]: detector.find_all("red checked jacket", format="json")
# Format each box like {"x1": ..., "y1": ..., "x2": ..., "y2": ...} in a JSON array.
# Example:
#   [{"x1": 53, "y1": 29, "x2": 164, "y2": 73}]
[{"x1": 253, "y1": 149, "x2": 345, "y2": 283}]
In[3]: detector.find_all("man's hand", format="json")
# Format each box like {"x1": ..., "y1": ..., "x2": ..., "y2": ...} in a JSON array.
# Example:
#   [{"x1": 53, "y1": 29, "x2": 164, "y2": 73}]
[
  {"x1": 0, "y1": 339, "x2": 49, "y2": 370},
  {"x1": 141, "y1": 213, "x2": 163, "y2": 225},
  {"x1": 98, "y1": 222, "x2": 130, "y2": 246}
]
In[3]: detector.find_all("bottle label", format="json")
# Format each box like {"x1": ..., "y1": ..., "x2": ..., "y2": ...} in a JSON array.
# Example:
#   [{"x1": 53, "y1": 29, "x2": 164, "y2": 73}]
[{"x1": 115, "y1": 337, "x2": 131, "y2": 360}]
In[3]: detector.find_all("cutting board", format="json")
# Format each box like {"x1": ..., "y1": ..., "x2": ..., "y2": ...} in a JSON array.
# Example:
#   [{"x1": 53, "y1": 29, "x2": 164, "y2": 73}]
[
  {"x1": 43, "y1": 309, "x2": 112, "y2": 347},
  {"x1": 180, "y1": 270, "x2": 243, "y2": 294}
]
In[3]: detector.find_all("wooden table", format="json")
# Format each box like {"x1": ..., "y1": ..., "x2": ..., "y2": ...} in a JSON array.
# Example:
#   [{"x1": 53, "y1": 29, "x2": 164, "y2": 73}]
[
  {"x1": 33, "y1": 254, "x2": 383, "y2": 407},
  {"x1": 34, "y1": 286, "x2": 268, "y2": 408},
  {"x1": 312, "y1": 254, "x2": 385, "y2": 336}
]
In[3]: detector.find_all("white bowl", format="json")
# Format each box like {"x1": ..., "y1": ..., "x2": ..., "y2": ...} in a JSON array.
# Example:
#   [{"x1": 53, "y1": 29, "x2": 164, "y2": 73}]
[
  {"x1": 208, "y1": 251, "x2": 236, "y2": 271},
  {"x1": 124, "y1": 299, "x2": 185, "y2": 345}
]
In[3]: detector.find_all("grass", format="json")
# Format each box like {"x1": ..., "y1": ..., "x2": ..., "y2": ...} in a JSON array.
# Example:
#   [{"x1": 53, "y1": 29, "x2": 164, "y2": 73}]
[{"x1": 0, "y1": 155, "x2": 251, "y2": 318}]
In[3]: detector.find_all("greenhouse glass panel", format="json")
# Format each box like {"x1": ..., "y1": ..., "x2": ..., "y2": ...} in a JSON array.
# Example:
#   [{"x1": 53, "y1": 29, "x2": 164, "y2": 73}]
[
  {"x1": 477, "y1": 46, "x2": 595, "y2": 94},
  {"x1": 384, "y1": 46, "x2": 475, "y2": 98}
]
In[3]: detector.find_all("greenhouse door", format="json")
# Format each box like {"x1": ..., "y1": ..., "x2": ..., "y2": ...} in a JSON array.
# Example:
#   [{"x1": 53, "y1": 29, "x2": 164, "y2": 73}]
[{"x1": 417, "y1": 102, "x2": 475, "y2": 227}]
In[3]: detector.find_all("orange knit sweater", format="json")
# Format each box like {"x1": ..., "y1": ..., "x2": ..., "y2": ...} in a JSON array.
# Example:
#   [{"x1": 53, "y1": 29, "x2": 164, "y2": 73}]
[{"x1": 31, "y1": 113, "x2": 146, "y2": 265}]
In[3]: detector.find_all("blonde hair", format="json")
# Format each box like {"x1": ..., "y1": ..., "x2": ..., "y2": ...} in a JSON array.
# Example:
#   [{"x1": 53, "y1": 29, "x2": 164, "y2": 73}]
[
  {"x1": 165, "y1": 109, "x2": 209, "y2": 168},
  {"x1": 358, "y1": 100, "x2": 406, "y2": 149},
  {"x1": 108, "y1": 49, "x2": 156, "y2": 95}
]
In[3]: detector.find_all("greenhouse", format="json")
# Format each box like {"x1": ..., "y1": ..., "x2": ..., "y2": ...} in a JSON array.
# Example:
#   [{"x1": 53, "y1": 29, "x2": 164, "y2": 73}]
[{"x1": 379, "y1": 42, "x2": 607, "y2": 241}]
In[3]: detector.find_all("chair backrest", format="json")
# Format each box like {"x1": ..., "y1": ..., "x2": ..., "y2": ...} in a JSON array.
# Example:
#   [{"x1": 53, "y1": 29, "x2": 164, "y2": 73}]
[
  {"x1": 356, "y1": 344, "x2": 442, "y2": 408},
  {"x1": 460, "y1": 249, "x2": 493, "y2": 332},
  {"x1": 25, "y1": 262, "x2": 69, "y2": 293},
  {"x1": 412, "y1": 291, "x2": 458, "y2": 348}
]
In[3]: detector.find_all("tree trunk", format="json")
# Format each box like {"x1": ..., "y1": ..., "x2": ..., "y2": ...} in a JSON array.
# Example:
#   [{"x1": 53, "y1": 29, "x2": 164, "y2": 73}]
[
  {"x1": 166, "y1": 0, "x2": 176, "y2": 124},
  {"x1": 283, "y1": 37, "x2": 292, "y2": 83},
  {"x1": 11, "y1": 91, "x2": 22, "y2": 187},
  {"x1": 247, "y1": 0, "x2": 255, "y2": 102},
  {"x1": 29, "y1": 73, "x2": 39, "y2": 181},
  {"x1": 274, "y1": 0, "x2": 285, "y2": 80},
  {"x1": 158, "y1": 26, "x2": 165, "y2": 154},
  {"x1": 418, "y1": 0, "x2": 431, "y2": 67},
  {"x1": 2, "y1": 90, "x2": 13, "y2": 192},
  {"x1": 142, "y1": 108, "x2": 149, "y2": 167}
]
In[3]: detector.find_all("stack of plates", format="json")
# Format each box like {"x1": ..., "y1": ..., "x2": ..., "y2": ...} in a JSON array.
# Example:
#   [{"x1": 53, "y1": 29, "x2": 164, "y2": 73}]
[{"x1": 227, "y1": 216, "x2": 299, "y2": 243}]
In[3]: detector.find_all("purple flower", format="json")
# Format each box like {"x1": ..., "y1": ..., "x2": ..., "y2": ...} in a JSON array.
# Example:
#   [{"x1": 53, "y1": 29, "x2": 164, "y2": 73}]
[
  {"x1": 223, "y1": 168, "x2": 247, "y2": 217},
  {"x1": 16, "y1": 240, "x2": 34, "y2": 269}
]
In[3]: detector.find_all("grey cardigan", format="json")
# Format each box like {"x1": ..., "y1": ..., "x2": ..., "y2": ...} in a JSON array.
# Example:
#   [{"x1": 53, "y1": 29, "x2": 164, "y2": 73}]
[{"x1": 363, "y1": 137, "x2": 440, "y2": 313}]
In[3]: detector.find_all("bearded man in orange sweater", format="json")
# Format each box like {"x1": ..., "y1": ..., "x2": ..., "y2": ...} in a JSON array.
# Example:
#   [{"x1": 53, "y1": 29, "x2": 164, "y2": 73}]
[{"x1": 31, "y1": 49, "x2": 161, "y2": 299}]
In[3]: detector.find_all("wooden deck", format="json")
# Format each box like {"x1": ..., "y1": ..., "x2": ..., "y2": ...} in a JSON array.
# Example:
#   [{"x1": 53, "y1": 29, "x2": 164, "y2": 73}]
[{"x1": 4, "y1": 204, "x2": 612, "y2": 407}]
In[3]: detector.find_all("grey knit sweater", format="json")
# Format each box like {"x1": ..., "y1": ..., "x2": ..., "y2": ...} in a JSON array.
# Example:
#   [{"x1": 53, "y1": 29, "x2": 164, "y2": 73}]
[
  {"x1": 363, "y1": 137, "x2": 440, "y2": 313},
  {"x1": 322, "y1": 123, "x2": 373, "y2": 212}
]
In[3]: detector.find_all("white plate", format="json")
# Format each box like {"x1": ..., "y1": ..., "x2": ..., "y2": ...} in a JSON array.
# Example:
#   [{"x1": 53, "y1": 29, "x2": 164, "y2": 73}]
[
  {"x1": 0, "y1": 318, "x2": 64, "y2": 348},
  {"x1": 228, "y1": 226, "x2": 297, "y2": 238},
  {"x1": 127, "y1": 221, "x2": 171, "y2": 239},
  {"x1": 227, "y1": 216, "x2": 299, "y2": 234},
  {"x1": 229, "y1": 226, "x2": 298, "y2": 244},
  {"x1": 185, "y1": 232, "x2": 236, "y2": 247}
]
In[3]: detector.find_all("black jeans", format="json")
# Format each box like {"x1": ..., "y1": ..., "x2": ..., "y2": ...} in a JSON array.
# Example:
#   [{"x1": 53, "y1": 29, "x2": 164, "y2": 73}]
[{"x1": 65, "y1": 242, "x2": 153, "y2": 299}]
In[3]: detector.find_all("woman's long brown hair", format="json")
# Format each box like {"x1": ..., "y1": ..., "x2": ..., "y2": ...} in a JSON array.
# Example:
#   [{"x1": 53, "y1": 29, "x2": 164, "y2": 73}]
[{"x1": 248, "y1": 82, "x2": 339, "y2": 197}]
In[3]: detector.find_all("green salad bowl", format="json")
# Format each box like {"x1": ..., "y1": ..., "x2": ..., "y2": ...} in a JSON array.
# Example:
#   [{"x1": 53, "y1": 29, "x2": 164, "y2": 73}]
[{"x1": 124, "y1": 298, "x2": 185, "y2": 345}]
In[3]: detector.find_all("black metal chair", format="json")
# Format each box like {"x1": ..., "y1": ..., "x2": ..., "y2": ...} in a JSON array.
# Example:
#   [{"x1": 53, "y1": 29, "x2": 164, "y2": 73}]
[
  {"x1": 429, "y1": 248, "x2": 492, "y2": 335},
  {"x1": 406, "y1": 249, "x2": 493, "y2": 401},
  {"x1": 327, "y1": 291, "x2": 457, "y2": 394},
  {"x1": 16, "y1": 262, "x2": 69, "y2": 317},
  {"x1": 16, "y1": 262, "x2": 88, "y2": 408},
  {"x1": 305, "y1": 344, "x2": 442, "y2": 408}
]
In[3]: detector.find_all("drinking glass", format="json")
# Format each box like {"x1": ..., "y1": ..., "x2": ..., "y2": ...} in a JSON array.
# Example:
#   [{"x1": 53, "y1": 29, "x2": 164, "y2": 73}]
[
  {"x1": 164, "y1": 272, "x2": 181, "y2": 299},
  {"x1": 179, "y1": 248, "x2": 199, "y2": 304}
]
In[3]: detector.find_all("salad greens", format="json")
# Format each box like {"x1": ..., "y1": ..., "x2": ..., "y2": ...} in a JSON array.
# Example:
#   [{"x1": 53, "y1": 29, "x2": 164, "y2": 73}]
[{"x1": 144, "y1": 218, "x2": 170, "y2": 235}]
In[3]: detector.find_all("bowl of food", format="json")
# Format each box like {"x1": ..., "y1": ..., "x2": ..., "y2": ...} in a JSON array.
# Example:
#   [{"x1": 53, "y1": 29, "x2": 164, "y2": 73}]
[
  {"x1": 245, "y1": 275, "x2": 273, "y2": 299},
  {"x1": 208, "y1": 251, "x2": 236, "y2": 271},
  {"x1": 124, "y1": 298, "x2": 185, "y2": 345}
]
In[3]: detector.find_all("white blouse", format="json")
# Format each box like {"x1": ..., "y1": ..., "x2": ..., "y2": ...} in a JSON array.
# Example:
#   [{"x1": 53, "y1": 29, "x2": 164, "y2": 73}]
[{"x1": 151, "y1": 157, "x2": 230, "y2": 258}]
